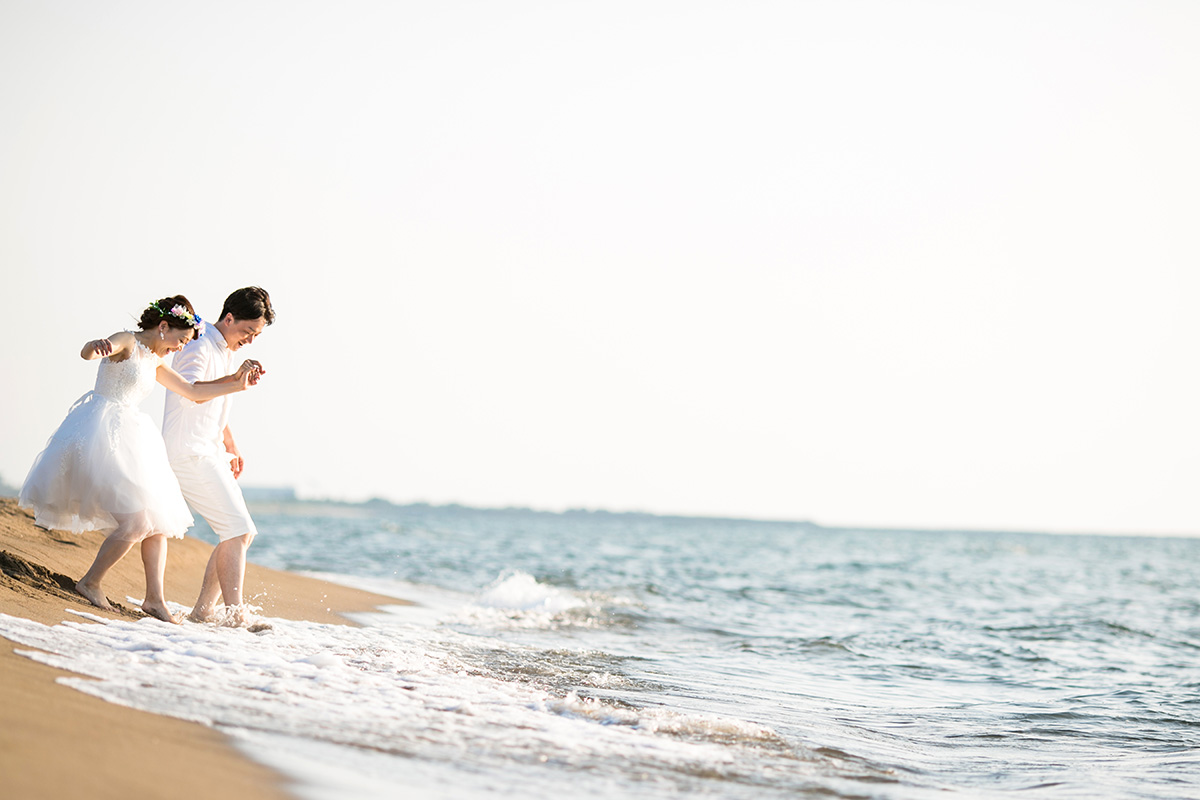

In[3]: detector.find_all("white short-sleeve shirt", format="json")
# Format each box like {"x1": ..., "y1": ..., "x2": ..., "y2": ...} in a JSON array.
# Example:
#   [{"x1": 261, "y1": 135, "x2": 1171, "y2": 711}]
[{"x1": 163, "y1": 320, "x2": 235, "y2": 462}]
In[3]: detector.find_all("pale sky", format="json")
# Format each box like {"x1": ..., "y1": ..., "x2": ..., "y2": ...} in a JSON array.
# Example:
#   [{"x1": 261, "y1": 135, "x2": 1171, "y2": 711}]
[{"x1": 2, "y1": 1, "x2": 1198, "y2": 535}]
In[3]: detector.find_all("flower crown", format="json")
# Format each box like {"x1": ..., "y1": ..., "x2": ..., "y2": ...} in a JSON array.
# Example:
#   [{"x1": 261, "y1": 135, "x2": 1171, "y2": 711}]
[{"x1": 150, "y1": 301, "x2": 203, "y2": 333}]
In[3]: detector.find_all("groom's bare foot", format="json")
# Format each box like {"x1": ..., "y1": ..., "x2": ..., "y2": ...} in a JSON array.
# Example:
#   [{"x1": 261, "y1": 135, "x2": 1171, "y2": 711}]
[
  {"x1": 141, "y1": 601, "x2": 181, "y2": 624},
  {"x1": 187, "y1": 605, "x2": 217, "y2": 624},
  {"x1": 223, "y1": 604, "x2": 250, "y2": 628},
  {"x1": 75, "y1": 579, "x2": 113, "y2": 610}
]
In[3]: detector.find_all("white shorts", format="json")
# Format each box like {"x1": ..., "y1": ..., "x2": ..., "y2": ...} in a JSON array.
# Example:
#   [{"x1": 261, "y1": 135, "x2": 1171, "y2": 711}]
[{"x1": 170, "y1": 455, "x2": 258, "y2": 542}]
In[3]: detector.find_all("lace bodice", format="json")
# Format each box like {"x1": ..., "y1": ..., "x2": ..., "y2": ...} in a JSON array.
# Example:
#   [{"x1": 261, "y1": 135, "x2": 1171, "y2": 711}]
[{"x1": 94, "y1": 336, "x2": 160, "y2": 406}]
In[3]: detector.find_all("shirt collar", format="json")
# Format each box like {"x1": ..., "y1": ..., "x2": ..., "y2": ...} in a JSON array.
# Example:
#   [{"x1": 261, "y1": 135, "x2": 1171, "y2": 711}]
[{"x1": 205, "y1": 320, "x2": 230, "y2": 352}]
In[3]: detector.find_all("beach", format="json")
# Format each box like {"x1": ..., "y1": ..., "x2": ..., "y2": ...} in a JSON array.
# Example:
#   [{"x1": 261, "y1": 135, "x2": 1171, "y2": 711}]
[
  {"x1": 2, "y1": 499, "x2": 1197, "y2": 799},
  {"x1": 0, "y1": 497, "x2": 399, "y2": 800}
]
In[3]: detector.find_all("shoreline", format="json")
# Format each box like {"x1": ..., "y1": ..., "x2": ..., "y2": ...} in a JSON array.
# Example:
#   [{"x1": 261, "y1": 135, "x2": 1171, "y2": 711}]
[{"x1": 0, "y1": 497, "x2": 404, "y2": 800}]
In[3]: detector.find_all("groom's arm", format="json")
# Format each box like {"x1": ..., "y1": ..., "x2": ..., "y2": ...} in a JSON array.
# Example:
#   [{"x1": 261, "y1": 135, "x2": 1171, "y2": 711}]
[{"x1": 223, "y1": 425, "x2": 245, "y2": 478}]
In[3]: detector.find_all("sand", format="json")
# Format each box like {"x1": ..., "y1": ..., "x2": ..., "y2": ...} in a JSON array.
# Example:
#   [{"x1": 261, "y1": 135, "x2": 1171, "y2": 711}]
[{"x1": 0, "y1": 496, "x2": 404, "y2": 800}]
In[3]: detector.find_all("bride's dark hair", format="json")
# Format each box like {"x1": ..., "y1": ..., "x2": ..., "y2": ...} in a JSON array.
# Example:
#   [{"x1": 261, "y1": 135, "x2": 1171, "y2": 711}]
[{"x1": 139, "y1": 295, "x2": 199, "y2": 331}]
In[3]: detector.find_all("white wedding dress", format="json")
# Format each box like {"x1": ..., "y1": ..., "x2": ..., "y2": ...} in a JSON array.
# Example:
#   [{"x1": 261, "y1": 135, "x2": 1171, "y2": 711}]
[{"x1": 20, "y1": 336, "x2": 193, "y2": 542}]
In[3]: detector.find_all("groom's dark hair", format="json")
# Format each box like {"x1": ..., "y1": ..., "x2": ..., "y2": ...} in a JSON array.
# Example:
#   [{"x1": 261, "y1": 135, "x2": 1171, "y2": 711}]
[{"x1": 221, "y1": 286, "x2": 275, "y2": 325}]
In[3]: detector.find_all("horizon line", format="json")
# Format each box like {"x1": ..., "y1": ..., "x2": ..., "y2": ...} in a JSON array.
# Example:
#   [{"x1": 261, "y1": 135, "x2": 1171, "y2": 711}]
[{"x1": 235, "y1": 487, "x2": 1200, "y2": 541}]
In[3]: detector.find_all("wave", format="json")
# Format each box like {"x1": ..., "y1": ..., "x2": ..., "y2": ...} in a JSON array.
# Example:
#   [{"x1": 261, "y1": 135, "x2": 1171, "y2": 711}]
[
  {"x1": 452, "y1": 570, "x2": 641, "y2": 632},
  {"x1": 547, "y1": 691, "x2": 785, "y2": 747},
  {"x1": 476, "y1": 570, "x2": 585, "y2": 613}
]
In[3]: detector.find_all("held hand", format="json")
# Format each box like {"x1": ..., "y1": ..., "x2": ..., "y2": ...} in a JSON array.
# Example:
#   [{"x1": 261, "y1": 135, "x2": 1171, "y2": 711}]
[{"x1": 237, "y1": 360, "x2": 265, "y2": 387}]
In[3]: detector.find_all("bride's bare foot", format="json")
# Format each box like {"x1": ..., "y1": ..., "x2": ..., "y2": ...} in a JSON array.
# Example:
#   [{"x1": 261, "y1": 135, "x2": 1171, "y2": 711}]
[
  {"x1": 75, "y1": 579, "x2": 113, "y2": 610},
  {"x1": 140, "y1": 600, "x2": 181, "y2": 624}
]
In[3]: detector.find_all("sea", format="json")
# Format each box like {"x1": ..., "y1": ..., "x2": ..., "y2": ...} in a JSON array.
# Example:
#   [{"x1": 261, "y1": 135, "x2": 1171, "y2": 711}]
[{"x1": 2, "y1": 503, "x2": 1198, "y2": 799}]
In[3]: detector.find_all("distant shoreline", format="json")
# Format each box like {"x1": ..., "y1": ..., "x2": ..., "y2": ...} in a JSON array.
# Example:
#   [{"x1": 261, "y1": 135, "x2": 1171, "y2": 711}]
[
  {"x1": 238, "y1": 491, "x2": 1194, "y2": 540},
  {"x1": 3, "y1": 480, "x2": 1189, "y2": 542}
]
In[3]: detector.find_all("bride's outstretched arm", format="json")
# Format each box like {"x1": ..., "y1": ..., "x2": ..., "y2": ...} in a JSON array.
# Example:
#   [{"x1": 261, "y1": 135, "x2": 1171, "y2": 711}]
[
  {"x1": 190, "y1": 360, "x2": 266, "y2": 387},
  {"x1": 156, "y1": 362, "x2": 257, "y2": 402}
]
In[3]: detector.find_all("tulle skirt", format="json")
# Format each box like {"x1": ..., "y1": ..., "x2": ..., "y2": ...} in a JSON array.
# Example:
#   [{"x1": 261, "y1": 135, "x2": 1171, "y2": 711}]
[{"x1": 19, "y1": 392, "x2": 193, "y2": 543}]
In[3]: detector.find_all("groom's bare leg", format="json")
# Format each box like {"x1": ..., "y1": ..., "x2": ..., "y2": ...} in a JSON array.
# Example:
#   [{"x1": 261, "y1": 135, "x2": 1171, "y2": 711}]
[
  {"x1": 217, "y1": 533, "x2": 251, "y2": 605},
  {"x1": 189, "y1": 549, "x2": 223, "y2": 622},
  {"x1": 189, "y1": 533, "x2": 253, "y2": 622}
]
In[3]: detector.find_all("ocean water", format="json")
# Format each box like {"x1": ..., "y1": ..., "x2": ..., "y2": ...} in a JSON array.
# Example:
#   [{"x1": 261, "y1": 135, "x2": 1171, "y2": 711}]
[{"x1": 3, "y1": 505, "x2": 1199, "y2": 799}]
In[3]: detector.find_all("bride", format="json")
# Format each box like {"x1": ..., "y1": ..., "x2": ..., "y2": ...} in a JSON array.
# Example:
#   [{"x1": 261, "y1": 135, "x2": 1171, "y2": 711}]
[{"x1": 19, "y1": 295, "x2": 261, "y2": 622}]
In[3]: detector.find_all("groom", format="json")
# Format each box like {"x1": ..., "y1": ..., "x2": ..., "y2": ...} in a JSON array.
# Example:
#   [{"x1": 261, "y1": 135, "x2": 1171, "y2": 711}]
[{"x1": 163, "y1": 286, "x2": 274, "y2": 623}]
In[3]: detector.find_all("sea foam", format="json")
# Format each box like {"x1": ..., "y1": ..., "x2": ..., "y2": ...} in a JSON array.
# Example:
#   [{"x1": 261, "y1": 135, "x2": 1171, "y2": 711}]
[{"x1": 0, "y1": 602, "x2": 810, "y2": 800}]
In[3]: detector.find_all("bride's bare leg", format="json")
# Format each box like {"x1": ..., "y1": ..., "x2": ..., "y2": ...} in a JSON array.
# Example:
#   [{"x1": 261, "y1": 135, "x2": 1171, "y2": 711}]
[
  {"x1": 76, "y1": 535, "x2": 137, "y2": 610},
  {"x1": 139, "y1": 534, "x2": 179, "y2": 624}
]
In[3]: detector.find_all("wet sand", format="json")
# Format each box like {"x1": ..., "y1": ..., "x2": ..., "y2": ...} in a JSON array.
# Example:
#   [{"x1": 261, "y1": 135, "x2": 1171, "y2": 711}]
[{"x1": 0, "y1": 497, "x2": 402, "y2": 800}]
